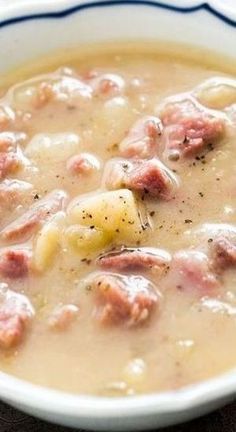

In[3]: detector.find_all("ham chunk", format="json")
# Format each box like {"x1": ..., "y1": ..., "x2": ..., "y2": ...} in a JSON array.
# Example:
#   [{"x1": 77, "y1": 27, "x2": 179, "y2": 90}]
[
  {"x1": 0, "y1": 132, "x2": 25, "y2": 152},
  {"x1": 104, "y1": 158, "x2": 178, "y2": 200},
  {"x1": 48, "y1": 304, "x2": 79, "y2": 331},
  {"x1": 66, "y1": 153, "x2": 100, "y2": 176},
  {"x1": 88, "y1": 73, "x2": 125, "y2": 97},
  {"x1": 185, "y1": 223, "x2": 236, "y2": 273},
  {"x1": 211, "y1": 237, "x2": 236, "y2": 271},
  {"x1": 97, "y1": 247, "x2": 171, "y2": 275},
  {"x1": 166, "y1": 250, "x2": 219, "y2": 293},
  {"x1": 0, "y1": 152, "x2": 19, "y2": 179},
  {"x1": 39, "y1": 76, "x2": 92, "y2": 106},
  {"x1": 34, "y1": 82, "x2": 54, "y2": 108},
  {"x1": 1, "y1": 189, "x2": 68, "y2": 243},
  {"x1": 186, "y1": 223, "x2": 236, "y2": 248},
  {"x1": 159, "y1": 95, "x2": 225, "y2": 160},
  {"x1": 0, "y1": 132, "x2": 27, "y2": 179},
  {"x1": 0, "y1": 284, "x2": 34, "y2": 349},
  {"x1": 90, "y1": 272, "x2": 160, "y2": 327},
  {"x1": 125, "y1": 158, "x2": 178, "y2": 199},
  {"x1": 0, "y1": 249, "x2": 31, "y2": 279},
  {"x1": 119, "y1": 116, "x2": 163, "y2": 158}
]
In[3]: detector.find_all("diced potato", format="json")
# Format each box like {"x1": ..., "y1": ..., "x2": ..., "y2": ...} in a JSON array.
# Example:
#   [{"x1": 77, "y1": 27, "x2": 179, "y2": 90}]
[
  {"x1": 98, "y1": 96, "x2": 132, "y2": 130},
  {"x1": 11, "y1": 84, "x2": 39, "y2": 111},
  {"x1": 195, "y1": 78, "x2": 236, "y2": 110},
  {"x1": 25, "y1": 133, "x2": 80, "y2": 164},
  {"x1": 65, "y1": 224, "x2": 110, "y2": 253},
  {"x1": 68, "y1": 189, "x2": 143, "y2": 243},
  {"x1": 33, "y1": 212, "x2": 65, "y2": 272},
  {"x1": 92, "y1": 97, "x2": 134, "y2": 152}
]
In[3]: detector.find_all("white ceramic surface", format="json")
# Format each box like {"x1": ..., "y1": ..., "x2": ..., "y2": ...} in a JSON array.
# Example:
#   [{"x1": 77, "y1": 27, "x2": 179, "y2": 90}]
[{"x1": 0, "y1": 1, "x2": 235, "y2": 429}]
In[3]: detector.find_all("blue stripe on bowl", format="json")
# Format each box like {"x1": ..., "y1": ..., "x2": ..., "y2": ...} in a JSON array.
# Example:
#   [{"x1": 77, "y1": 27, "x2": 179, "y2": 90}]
[{"x1": 0, "y1": 0, "x2": 235, "y2": 29}]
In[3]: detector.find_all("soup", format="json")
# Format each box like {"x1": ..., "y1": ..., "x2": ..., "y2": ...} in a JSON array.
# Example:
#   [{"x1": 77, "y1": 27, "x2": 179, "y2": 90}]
[{"x1": 0, "y1": 43, "x2": 235, "y2": 396}]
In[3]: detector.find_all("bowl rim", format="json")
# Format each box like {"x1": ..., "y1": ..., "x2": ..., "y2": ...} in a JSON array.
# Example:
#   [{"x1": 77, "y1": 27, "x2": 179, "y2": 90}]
[
  {"x1": 0, "y1": 0, "x2": 235, "y2": 423},
  {"x1": 0, "y1": 367, "x2": 236, "y2": 418},
  {"x1": 0, "y1": 0, "x2": 235, "y2": 30}
]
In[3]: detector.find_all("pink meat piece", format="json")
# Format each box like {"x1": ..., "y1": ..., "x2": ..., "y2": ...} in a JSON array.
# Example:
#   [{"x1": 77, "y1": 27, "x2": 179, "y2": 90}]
[
  {"x1": 0, "y1": 286, "x2": 34, "y2": 349},
  {"x1": 0, "y1": 249, "x2": 31, "y2": 279},
  {"x1": 1, "y1": 189, "x2": 67, "y2": 243},
  {"x1": 97, "y1": 247, "x2": 171, "y2": 274},
  {"x1": 0, "y1": 132, "x2": 27, "y2": 179},
  {"x1": 0, "y1": 106, "x2": 30, "y2": 134},
  {"x1": 34, "y1": 81, "x2": 55, "y2": 108},
  {"x1": 211, "y1": 237, "x2": 236, "y2": 272},
  {"x1": 104, "y1": 158, "x2": 178, "y2": 200},
  {"x1": 48, "y1": 304, "x2": 79, "y2": 331},
  {"x1": 0, "y1": 152, "x2": 19, "y2": 179},
  {"x1": 187, "y1": 223, "x2": 236, "y2": 273},
  {"x1": 91, "y1": 273, "x2": 159, "y2": 327},
  {"x1": 0, "y1": 133, "x2": 16, "y2": 152},
  {"x1": 126, "y1": 158, "x2": 178, "y2": 199},
  {"x1": 167, "y1": 250, "x2": 219, "y2": 293},
  {"x1": 88, "y1": 73, "x2": 125, "y2": 96},
  {"x1": 119, "y1": 116, "x2": 163, "y2": 158},
  {"x1": 66, "y1": 153, "x2": 100, "y2": 176},
  {"x1": 34, "y1": 76, "x2": 92, "y2": 109},
  {"x1": 160, "y1": 96, "x2": 225, "y2": 160}
]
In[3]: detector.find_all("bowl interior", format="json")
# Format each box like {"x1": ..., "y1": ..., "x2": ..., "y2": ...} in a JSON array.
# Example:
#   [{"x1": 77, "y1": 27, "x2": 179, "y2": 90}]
[{"x1": 0, "y1": 1, "x2": 235, "y2": 430}]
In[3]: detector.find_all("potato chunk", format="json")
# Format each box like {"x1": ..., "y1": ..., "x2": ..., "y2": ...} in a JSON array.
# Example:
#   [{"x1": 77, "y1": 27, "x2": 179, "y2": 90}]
[
  {"x1": 25, "y1": 133, "x2": 80, "y2": 164},
  {"x1": 33, "y1": 212, "x2": 65, "y2": 272},
  {"x1": 195, "y1": 78, "x2": 236, "y2": 110},
  {"x1": 68, "y1": 189, "x2": 143, "y2": 244},
  {"x1": 65, "y1": 225, "x2": 110, "y2": 253}
]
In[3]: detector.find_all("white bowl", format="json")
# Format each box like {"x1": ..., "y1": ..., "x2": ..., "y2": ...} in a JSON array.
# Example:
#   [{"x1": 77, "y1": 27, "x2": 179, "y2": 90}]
[{"x1": 0, "y1": 0, "x2": 235, "y2": 429}]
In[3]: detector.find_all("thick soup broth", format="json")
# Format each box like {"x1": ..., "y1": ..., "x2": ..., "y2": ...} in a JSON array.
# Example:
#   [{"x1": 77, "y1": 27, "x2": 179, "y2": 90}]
[{"x1": 0, "y1": 43, "x2": 235, "y2": 395}]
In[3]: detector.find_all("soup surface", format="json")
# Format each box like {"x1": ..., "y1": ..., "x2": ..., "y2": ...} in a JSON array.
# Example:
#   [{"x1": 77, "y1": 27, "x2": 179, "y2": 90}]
[{"x1": 0, "y1": 43, "x2": 235, "y2": 396}]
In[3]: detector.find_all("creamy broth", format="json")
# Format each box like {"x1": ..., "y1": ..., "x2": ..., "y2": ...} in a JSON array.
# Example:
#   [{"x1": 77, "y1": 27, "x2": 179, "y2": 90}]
[{"x1": 0, "y1": 43, "x2": 235, "y2": 396}]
